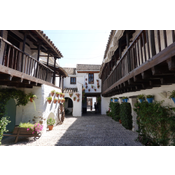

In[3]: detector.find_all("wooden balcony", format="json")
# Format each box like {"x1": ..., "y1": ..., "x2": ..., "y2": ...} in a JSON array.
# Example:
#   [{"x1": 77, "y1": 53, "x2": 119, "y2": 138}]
[
  {"x1": 0, "y1": 36, "x2": 55, "y2": 88},
  {"x1": 102, "y1": 30, "x2": 175, "y2": 97}
]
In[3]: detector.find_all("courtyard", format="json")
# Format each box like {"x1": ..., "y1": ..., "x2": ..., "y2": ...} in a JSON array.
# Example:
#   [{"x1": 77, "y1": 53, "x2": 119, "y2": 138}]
[{"x1": 2, "y1": 113, "x2": 142, "y2": 146}]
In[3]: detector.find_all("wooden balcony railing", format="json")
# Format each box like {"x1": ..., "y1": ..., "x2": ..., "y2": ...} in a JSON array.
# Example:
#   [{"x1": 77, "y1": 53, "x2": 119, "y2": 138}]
[
  {"x1": 0, "y1": 36, "x2": 54, "y2": 84},
  {"x1": 102, "y1": 30, "x2": 175, "y2": 95}
]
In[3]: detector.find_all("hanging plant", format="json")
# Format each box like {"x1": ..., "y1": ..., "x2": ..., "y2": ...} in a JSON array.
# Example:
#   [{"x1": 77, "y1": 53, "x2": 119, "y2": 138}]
[
  {"x1": 62, "y1": 93, "x2": 65, "y2": 98},
  {"x1": 85, "y1": 82, "x2": 87, "y2": 85},
  {"x1": 76, "y1": 93, "x2": 80, "y2": 98},
  {"x1": 77, "y1": 99, "x2": 80, "y2": 102},
  {"x1": 97, "y1": 85, "x2": 100, "y2": 88},
  {"x1": 73, "y1": 97, "x2": 76, "y2": 101},
  {"x1": 91, "y1": 85, "x2": 94, "y2": 89},
  {"x1": 86, "y1": 86, "x2": 88, "y2": 89},
  {"x1": 55, "y1": 92, "x2": 61, "y2": 97},
  {"x1": 60, "y1": 93, "x2": 63, "y2": 98},
  {"x1": 146, "y1": 95, "x2": 154, "y2": 103},
  {"x1": 169, "y1": 90, "x2": 175, "y2": 103},
  {"x1": 85, "y1": 78, "x2": 87, "y2": 81},
  {"x1": 53, "y1": 98, "x2": 57, "y2": 104},
  {"x1": 137, "y1": 94, "x2": 145, "y2": 103},
  {"x1": 46, "y1": 96, "x2": 52, "y2": 104},
  {"x1": 0, "y1": 88, "x2": 31, "y2": 118},
  {"x1": 58, "y1": 99, "x2": 61, "y2": 103},
  {"x1": 96, "y1": 79, "x2": 99, "y2": 82},
  {"x1": 94, "y1": 89, "x2": 96, "y2": 91},
  {"x1": 61, "y1": 98, "x2": 65, "y2": 103},
  {"x1": 69, "y1": 93, "x2": 73, "y2": 97},
  {"x1": 51, "y1": 90, "x2": 55, "y2": 96},
  {"x1": 88, "y1": 89, "x2": 90, "y2": 92}
]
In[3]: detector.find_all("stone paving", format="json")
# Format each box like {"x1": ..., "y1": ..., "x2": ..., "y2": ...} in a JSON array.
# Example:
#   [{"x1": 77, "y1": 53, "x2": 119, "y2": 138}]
[{"x1": 1, "y1": 113, "x2": 143, "y2": 146}]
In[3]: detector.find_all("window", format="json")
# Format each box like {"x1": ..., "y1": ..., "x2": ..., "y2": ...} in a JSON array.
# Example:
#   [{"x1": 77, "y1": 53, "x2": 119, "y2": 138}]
[
  {"x1": 88, "y1": 73, "x2": 94, "y2": 84},
  {"x1": 70, "y1": 77, "x2": 76, "y2": 84}
]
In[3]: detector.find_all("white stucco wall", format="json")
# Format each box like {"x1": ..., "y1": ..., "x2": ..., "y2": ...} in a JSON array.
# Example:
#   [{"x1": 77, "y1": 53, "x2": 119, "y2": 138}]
[{"x1": 15, "y1": 85, "x2": 62, "y2": 133}]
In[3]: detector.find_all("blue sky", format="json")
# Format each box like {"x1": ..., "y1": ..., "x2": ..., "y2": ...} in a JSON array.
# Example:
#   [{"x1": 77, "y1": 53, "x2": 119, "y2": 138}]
[{"x1": 43, "y1": 30, "x2": 111, "y2": 68}]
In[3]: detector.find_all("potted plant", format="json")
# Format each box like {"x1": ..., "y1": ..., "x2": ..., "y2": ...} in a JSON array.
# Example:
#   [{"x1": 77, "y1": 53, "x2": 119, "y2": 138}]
[
  {"x1": 51, "y1": 90, "x2": 55, "y2": 96},
  {"x1": 137, "y1": 94, "x2": 145, "y2": 103},
  {"x1": 69, "y1": 93, "x2": 73, "y2": 97},
  {"x1": 169, "y1": 90, "x2": 175, "y2": 103},
  {"x1": 110, "y1": 98, "x2": 113, "y2": 102},
  {"x1": 94, "y1": 89, "x2": 96, "y2": 91},
  {"x1": 85, "y1": 78, "x2": 87, "y2": 81},
  {"x1": 60, "y1": 93, "x2": 63, "y2": 98},
  {"x1": 91, "y1": 85, "x2": 94, "y2": 89},
  {"x1": 114, "y1": 97, "x2": 118, "y2": 102},
  {"x1": 76, "y1": 93, "x2": 80, "y2": 98},
  {"x1": 97, "y1": 85, "x2": 100, "y2": 88},
  {"x1": 77, "y1": 99, "x2": 80, "y2": 102},
  {"x1": 88, "y1": 89, "x2": 90, "y2": 92},
  {"x1": 58, "y1": 99, "x2": 61, "y2": 103},
  {"x1": 46, "y1": 96, "x2": 52, "y2": 104},
  {"x1": 47, "y1": 118, "x2": 55, "y2": 130},
  {"x1": 61, "y1": 98, "x2": 65, "y2": 103},
  {"x1": 86, "y1": 86, "x2": 88, "y2": 89},
  {"x1": 62, "y1": 93, "x2": 65, "y2": 98},
  {"x1": 73, "y1": 97, "x2": 76, "y2": 101},
  {"x1": 96, "y1": 79, "x2": 99, "y2": 82},
  {"x1": 53, "y1": 98, "x2": 57, "y2": 104},
  {"x1": 85, "y1": 82, "x2": 87, "y2": 85},
  {"x1": 122, "y1": 97, "x2": 128, "y2": 102},
  {"x1": 28, "y1": 93, "x2": 37, "y2": 102},
  {"x1": 146, "y1": 95, "x2": 154, "y2": 103},
  {"x1": 55, "y1": 92, "x2": 60, "y2": 97}
]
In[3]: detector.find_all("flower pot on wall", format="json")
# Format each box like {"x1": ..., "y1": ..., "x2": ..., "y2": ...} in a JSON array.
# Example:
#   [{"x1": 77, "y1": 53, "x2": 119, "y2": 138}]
[
  {"x1": 47, "y1": 100, "x2": 52, "y2": 104},
  {"x1": 114, "y1": 99, "x2": 118, "y2": 102},
  {"x1": 110, "y1": 98, "x2": 113, "y2": 102},
  {"x1": 139, "y1": 99, "x2": 145, "y2": 103},
  {"x1": 172, "y1": 98, "x2": 175, "y2": 103},
  {"x1": 124, "y1": 99, "x2": 128, "y2": 102},
  {"x1": 147, "y1": 98, "x2": 153, "y2": 103}
]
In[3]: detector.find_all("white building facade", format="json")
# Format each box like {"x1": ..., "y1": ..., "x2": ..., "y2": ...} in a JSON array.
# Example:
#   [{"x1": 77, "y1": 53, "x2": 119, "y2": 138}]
[{"x1": 63, "y1": 64, "x2": 102, "y2": 117}]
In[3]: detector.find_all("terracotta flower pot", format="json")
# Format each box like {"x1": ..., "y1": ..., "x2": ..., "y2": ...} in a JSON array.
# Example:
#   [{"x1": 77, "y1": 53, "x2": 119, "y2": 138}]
[
  {"x1": 30, "y1": 98, "x2": 34, "y2": 102},
  {"x1": 47, "y1": 100, "x2": 52, "y2": 104},
  {"x1": 119, "y1": 119, "x2": 122, "y2": 124},
  {"x1": 48, "y1": 125, "x2": 53, "y2": 130},
  {"x1": 58, "y1": 100, "x2": 60, "y2": 103},
  {"x1": 88, "y1": 89, "x2": 90, "y2": 92},
  {"x1": 94, "y1": 89, "x2": 96, "y2": 91},
  {"x1": 77, "y1": 99, "x2": 80, "y2": 102},
  {"x1": 86, "y1": 86, "x2": 88, "y2": 89},
  {"x1": 54, "y1": 100, "x2": 57, "y2": 104},
  {"x1": 56, "y1": 94, "x2": 59, "y2": 97},
  {"x1": 51, "y1": 92, "x2": 54, "y2": 96}
]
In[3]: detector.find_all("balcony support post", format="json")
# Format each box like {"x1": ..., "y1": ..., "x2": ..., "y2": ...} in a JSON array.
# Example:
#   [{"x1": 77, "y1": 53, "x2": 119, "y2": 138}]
[
  {"x1": 21, "y1": 32, "x2": 27, "y2": 72},
  {"x1": 45, "y1": 53, "x2": 49, "y2": 81},
  {"x1": 0, "y1": 30, "x2": 3, "y2": 48},
  {"x1": 52, "y1": 57, "x2": 56, "y2": 85}
]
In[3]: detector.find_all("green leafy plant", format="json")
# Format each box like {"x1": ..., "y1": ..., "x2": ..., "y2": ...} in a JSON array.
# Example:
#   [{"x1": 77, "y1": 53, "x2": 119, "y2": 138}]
[
  {"x1": 0, "y1": 116, "x2": 11, "y2": 145},
  {"x1": 0, "y1": 88, "x2": 31, "y2": 118},
  {"x1": 146, "y1": 95, "x2": 154, "y2": 98},
  {"x1": 114, "y1": 97, "x2": 118, "y2": 99},
  {"x1": 47, "y1": 118, "x2": 55, "y2": 126},
  {"x1": 109, "y1": 102, "x2": 120, "y2": 121},
  {"x1": 169, "y1": 90, "x2": 175, "y2": 98},
  {"x1": 122, "y1": 96, "x2": 128, "y2": 99},
  {"x1": 119, "y1": 103, "x2": 132, "y2": 130},
  {"x1": 137, "y1": 94, "x2": 145, "y2": 100},
  {"x1": 51, "y1": 90, "x2": 56, "y2": 93},
  {"x1": 46, "y1": 97, "x2": 52, "y2": 101},
  {"x1": 134, "y1": 101, "x2": 175, "y2": 146}
]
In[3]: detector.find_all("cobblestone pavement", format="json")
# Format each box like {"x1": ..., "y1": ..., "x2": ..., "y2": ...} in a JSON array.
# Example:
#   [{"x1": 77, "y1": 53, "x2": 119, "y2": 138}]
[{"x1": 2, "y1": 113, "x2": 143, "y2": 146}]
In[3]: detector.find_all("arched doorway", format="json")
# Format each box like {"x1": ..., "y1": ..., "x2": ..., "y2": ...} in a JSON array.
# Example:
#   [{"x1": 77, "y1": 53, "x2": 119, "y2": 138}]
[
  {"x1": 4, "y1": 98, "x2": 16, "y2": 133},
  {"x1": 64, "y1": 97, "x2": 73, "y2": 116}
]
